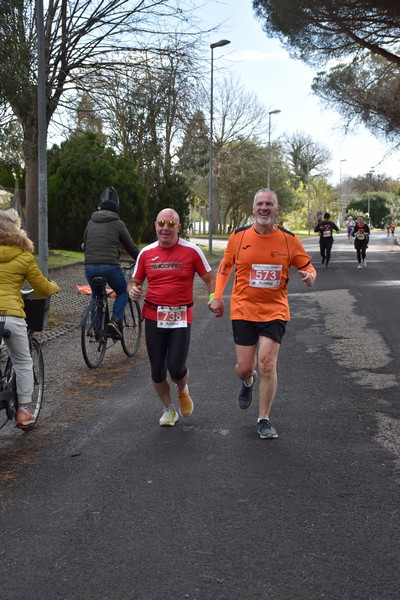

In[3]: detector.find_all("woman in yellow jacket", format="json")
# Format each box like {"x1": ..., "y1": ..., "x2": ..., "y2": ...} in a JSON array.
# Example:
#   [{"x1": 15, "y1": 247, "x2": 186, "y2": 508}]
[{"x1": 0, "y1": 209, "x2": 60, "y2": 429}]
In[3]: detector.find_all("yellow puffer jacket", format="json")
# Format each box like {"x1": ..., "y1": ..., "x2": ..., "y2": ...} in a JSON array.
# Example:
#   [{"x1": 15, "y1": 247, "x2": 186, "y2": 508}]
[{"x1": 0, "y1": 234, "x2": 60, "y2": 318}]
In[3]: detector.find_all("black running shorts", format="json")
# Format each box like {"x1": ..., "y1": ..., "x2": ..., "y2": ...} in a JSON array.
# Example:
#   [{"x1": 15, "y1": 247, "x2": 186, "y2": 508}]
[{"x1": 232, "y1": 319, "x2": 286, "y2": 346}]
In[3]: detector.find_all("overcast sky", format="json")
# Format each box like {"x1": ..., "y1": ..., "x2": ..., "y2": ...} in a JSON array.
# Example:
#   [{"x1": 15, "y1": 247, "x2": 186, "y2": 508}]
[{"x1": 200, "y1": 0, "x2": 400, "y2": 184}]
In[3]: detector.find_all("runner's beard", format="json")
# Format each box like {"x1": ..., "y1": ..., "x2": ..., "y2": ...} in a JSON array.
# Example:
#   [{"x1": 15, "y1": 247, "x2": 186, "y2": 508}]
[{"x1": 256, "y1": 214, "x2": 273, "y2": 226}]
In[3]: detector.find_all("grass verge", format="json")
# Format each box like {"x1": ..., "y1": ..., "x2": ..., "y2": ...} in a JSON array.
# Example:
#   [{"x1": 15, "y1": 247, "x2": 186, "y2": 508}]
[{"x1": 46, "y1": 249, "x2": 84, "y2": 268}]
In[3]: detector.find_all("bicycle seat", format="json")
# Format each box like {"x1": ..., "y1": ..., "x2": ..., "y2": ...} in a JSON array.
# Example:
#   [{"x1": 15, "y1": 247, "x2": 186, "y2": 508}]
[{"x1": 92, "y1": 277, "x2": 108, "y2": 285}]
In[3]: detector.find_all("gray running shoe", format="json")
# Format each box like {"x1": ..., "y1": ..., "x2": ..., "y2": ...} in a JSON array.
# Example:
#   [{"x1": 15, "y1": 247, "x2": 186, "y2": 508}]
[
  {"x1": 257, "y1": 418, "x2": 278, "y2": 439},
  {"x1": 237, "y1": 371, "x2": 257, "y2": 409}
]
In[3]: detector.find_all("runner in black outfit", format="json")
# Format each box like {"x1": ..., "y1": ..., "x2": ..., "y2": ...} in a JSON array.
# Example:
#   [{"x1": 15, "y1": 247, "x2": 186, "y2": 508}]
[{"x1": 314, "y1": 212, "x2": 339, "y2": 268}]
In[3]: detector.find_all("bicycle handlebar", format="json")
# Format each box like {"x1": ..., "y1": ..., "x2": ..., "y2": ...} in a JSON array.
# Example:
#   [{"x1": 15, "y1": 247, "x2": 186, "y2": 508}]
[
  {"x1": 121, "y1": 260, "x2": 136, "y2": 268},
  {"x1": 121, "y1": 261, "x2": 135, "y2": 281}
]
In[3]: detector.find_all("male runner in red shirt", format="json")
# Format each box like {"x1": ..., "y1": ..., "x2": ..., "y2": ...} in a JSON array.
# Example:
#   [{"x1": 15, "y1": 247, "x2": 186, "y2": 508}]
[{"x1": 129, "y1": 208, "x2": 215, "y2": 427}]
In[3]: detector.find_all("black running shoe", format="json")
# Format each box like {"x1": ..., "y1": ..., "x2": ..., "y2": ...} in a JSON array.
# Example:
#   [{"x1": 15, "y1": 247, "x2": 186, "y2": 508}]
[
  {"x1": 237, "y1": 371, "x2": 257, "y2": 409},
  {"x1": 107, "y1": 317, "x2": 122, "y2": 340}
]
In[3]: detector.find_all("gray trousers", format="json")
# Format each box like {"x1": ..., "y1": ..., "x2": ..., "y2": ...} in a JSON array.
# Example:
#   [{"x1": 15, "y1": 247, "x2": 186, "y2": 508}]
[{"x1": 2, "y1": 317, "x2": 33, "y2": 404}]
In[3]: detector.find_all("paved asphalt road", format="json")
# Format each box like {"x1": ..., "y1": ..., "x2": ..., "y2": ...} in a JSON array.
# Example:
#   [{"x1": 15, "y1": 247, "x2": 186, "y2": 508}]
[{"x1": 1, "y1": 231, "x2": 400, "y2": 600}]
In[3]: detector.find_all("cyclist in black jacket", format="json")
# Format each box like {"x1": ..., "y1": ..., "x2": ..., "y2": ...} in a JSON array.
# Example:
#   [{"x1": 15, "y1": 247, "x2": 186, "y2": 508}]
[
  {"x1": 314, "y1": 212, "x2": 339, "y2": 268},
  {"x1": 83, "y1": 187, "x2": 139, "y2": 339}
]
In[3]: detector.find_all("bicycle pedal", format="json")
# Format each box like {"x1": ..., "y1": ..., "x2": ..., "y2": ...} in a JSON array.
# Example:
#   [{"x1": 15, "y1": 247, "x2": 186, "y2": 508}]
[
  {"x1": 108, "y1": 333, "x2": 122, "y2": 341},
  {"x1": 106, "y1": 322, "x2": 122, "y2": 340}
]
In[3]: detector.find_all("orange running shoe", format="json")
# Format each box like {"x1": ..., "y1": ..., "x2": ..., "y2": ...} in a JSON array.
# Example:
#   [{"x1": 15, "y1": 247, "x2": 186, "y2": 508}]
[{"x1": 177, "y1": 386, "x2": 194, "y2": 417}]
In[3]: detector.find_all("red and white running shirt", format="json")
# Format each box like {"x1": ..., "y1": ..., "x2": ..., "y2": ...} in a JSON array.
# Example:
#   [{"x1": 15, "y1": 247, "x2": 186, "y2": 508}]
[{"x1": 132, "y1": 239, "x2": 212, "y2": 323}]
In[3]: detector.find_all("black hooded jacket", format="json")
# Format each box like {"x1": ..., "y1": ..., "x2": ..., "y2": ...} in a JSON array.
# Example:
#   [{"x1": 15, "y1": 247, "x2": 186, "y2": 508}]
[{"x1": 83, "y1": 210, "x2": 139, "y2": 265}]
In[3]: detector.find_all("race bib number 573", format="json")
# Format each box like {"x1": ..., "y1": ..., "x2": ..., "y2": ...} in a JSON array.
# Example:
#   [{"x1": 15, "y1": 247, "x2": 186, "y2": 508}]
[{"x1": 250, "y1": 264, "x2": 282, "y2": 288}]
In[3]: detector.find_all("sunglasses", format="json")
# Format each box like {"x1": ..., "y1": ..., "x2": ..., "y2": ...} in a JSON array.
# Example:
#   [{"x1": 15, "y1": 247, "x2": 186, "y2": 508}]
[{"x1": 156, "y1": 220, "x2": 177, "y2": 228}]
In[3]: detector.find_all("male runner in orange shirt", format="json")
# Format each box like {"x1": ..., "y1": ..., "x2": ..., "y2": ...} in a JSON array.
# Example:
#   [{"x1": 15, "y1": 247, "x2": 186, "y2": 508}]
[{"x1": 209, "y1": 189, "x2": 316, "y2": 439}]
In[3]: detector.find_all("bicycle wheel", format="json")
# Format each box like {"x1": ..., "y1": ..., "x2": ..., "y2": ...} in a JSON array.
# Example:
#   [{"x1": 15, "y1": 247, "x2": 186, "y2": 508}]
[
  {"x1": 81, "y1": 300, "x2": 107, "y2": 368},
  {"x1": 121, "y1": 299, "x2": 142, "y2": 357},
  {"x1": 0, "y1": 356, "x2": 17, "y2": 428},
  {"x1": 29, "y1": 337, "x2": 44, "y2": 426}
]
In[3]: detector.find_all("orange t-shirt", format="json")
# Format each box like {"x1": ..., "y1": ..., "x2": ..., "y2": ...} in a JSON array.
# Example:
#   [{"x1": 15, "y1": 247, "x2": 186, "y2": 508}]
[{"x1": 214, "y1": 225, "x2": 316, "y2": 322}]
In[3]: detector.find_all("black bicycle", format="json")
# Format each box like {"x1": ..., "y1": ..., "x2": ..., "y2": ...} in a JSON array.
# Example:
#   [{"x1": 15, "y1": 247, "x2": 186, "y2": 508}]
[
  {"x1": 79, "y1": 264, "x2": 142, "y2": 368},
  {"x1": 0, "y1": 291, "x2": 47, "y2": 431}
]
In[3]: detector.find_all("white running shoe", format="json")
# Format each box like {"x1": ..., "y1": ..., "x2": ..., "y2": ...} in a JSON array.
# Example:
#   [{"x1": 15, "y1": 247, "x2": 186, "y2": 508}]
[
  {"x1": 362, "y1": 259, "x2": 367, "y2": 267},
  {"x1": 357, "y1": 264, "x2": 362, "y2": 269},
  {"x1": 159, "y1": 406, "x2": 179, "y2": 426}
]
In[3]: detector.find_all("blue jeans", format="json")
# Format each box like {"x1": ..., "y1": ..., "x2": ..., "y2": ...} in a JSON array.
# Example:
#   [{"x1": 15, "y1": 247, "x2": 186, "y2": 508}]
[{"x1": 85, "y1": 264, "x2": 128, "y2": 322}]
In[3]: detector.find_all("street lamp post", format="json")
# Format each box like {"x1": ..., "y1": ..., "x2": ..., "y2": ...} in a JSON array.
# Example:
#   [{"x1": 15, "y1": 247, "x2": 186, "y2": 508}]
[
  {"x1": 339, "y1": 159, "x2": 347, "y2": 228},
  {"x1": 37, "y1": 0, "x2": 48, "y2": 275},
  {"x1": 267, "y1": 109, "x2": 281, "y2": 189},
  {"x1": 367, "y1": 169, "x2": 374, "y2": 216},
  {"x1": 208, "y1": 39, "x2": 231, "y2": 255},
  {"x1": 307, "y1": 157, "x2": 310, "y2": 235},
  {"x1": 305, "y1": 144, "x2": 313, "y2": 236}
]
